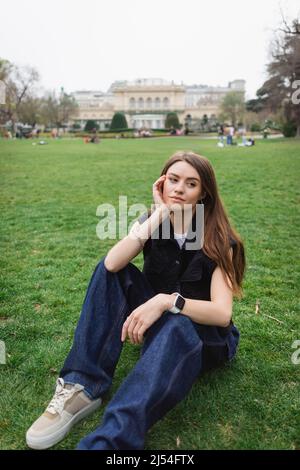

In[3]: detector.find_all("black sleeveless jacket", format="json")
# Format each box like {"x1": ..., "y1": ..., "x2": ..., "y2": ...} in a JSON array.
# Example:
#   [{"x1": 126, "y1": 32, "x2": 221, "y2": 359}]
[{"x1": 138, "y1": 211, "x2": 237, "y2": 345}]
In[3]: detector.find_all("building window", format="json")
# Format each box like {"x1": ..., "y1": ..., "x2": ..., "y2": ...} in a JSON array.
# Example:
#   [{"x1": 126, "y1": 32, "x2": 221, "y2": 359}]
[
  {"x1": 146, "y1": 97, "x2": 152, "y2": 109},
  {"x1": 163, "y1": 97, "x2": 169, "y2": 109},
  {"x1": 130, "y1": 98, "x2": 135, "y2": 109},
  {"x1": 156, "y1": 120, "x2": 161, "y2": 129},
  {"x1": 155, "y1": 97, "x2": 160, "y2": 109},
  {"x1": 138, "y1": 98, "x2": 144, "y2": 109}
]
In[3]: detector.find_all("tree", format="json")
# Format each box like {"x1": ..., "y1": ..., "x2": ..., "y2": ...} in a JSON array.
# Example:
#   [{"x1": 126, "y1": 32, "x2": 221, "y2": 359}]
[
  {"x1": 246, "y1": 16, "x2": 300, "y2": 136},
  {"x1": 18, "y1": 96, "x2": 42, "y2": 126},
  {"x1": 165, "y1": 112, "x2": 180, "y2": 129},
  {"x1": 110, "y1": 112, "x2": 128, "y2": 131},
  {"x1": 0, "y1": 60, "x2": 39, "y2": 132},
  {"x1": 39, "y1": 93, "x2": 59, "y2": 128},
  {"x1": 245, "y1": 97, "x2": 265, "y2": 114},
  {"x1": 0, "y1": 58, "x2": 13, "y2": 83},
  {"x1": 0, "y1": 58, "x2": 78, "y2": 130},
  {"x1": 58, "y1": 91, "x2": 78, "y2": 126},
  {"x1": 0, "y1": 59, "x2": 13, "y2": 122},
  {"x1": 220, "y1": 91, "x2": 245, "y2": 127},
  {"x1": 37, "y1": 90, "x2": 78, "y2": 128},
  {"x1": 84, "y1": 120, "x2": 99, "y2": 132}
]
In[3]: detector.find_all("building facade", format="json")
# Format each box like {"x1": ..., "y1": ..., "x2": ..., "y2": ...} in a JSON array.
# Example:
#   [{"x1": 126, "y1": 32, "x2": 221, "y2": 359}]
[{"x1": 72, "y1": 78, "x2": 245, "y2": 129}]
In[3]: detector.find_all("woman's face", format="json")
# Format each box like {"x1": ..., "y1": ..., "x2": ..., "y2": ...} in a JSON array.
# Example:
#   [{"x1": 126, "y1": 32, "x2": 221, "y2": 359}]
[{"x1": 163, "y1": 161, "x2": 202, "y2": 209}]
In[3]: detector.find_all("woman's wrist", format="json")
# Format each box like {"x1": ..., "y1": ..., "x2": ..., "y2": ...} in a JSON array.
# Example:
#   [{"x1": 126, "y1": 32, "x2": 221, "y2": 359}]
[
  {"x1": 128, "y1": 204, "x2": 170, "y2": 245},
  {"x1": 128, "y1": 221, "x2": 146, "y2": 246},
  {"x1": 153, "y1": 203, "x2": 170, "y2": 220},
  {"x1": 158, "y1": 293, "x2": 174, "y2": 311}
]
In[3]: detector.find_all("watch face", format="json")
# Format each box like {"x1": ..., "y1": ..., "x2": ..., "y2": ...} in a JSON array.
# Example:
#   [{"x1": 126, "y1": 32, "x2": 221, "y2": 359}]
[{"x1": 175, "y1": 295, "x2": 185, "y2": 310}]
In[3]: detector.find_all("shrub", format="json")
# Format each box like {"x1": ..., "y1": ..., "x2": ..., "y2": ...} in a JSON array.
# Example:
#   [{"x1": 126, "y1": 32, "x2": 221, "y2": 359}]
[
  {"x1": 110, "y1": 113, "x2": 128, "y2": 131},
  {"x1": 282, "y1": 121, "x2": 297, "y2": 138},
  {"x1": 165, "y1": 112, "x2": 180, "y2": 129},
  {"x1": 84, "y1": 120, "x2": 99, "y2": 132},
  {"x1": 250, "y1": 123, "x2": 261, "y2": 132}
]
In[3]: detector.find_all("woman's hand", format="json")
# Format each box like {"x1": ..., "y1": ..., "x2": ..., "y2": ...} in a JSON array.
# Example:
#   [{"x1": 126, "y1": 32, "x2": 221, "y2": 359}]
[
  {"x1": 152, "y1": 175, "x2": 167, "y2": 208},
  {"x1": 121, "y1": 293, "x2": 172, "y2": 345},
  {"x1": 152, "y1": 175, "x2": 182, "y2": 214}
]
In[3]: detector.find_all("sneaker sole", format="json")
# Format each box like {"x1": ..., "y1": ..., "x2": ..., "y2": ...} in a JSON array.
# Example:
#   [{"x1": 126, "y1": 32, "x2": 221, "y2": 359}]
[{"x1": 26, "y1": 397, "x2": 102, "y2": 450}]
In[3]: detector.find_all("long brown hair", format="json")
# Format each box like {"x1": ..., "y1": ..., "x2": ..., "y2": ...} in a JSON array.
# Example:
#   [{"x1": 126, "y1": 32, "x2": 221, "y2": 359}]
[{"x1": 160, "y1": 151, "x2": 246, "y2": 298}]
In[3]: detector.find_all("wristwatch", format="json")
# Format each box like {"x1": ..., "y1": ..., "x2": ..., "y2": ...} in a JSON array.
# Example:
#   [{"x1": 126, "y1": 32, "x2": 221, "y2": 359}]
[{"x1": 169, "y1": 293, "x2": 185, "y2": 314}]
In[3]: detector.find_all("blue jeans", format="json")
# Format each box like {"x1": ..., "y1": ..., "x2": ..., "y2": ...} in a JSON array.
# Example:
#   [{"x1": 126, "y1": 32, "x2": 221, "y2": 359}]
[
  {"x1": 60, "y1": 257, "x2": 239, "y2": 450},
  {"x1": 227, "y1": 135, "x2": 233, "y2": 145}
]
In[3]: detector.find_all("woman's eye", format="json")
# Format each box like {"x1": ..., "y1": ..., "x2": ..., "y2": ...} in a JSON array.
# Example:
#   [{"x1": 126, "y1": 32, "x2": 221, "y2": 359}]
[{"x1": 169, "y1": 178, "x2": 195, "y2": 187}]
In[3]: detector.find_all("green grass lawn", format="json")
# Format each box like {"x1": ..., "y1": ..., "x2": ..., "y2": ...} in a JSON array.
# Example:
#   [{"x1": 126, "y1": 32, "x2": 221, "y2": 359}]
[{"x1": 0, "y1": 136, "x2": 299, "y2": 450}]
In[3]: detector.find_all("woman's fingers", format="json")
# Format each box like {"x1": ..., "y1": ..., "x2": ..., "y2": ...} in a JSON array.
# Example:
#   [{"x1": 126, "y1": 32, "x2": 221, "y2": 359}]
[
  {"x1": 122, "y1": 315, "x2": 147, "y2": 345},
  {"x1": 153, "y1": 175, "x2": 165, "y2": 184},
  {"x1": 132, "y1": 321, "x2": 142, "y2": 344},
  {"x1": 137, "y1": 324, "x2": 147, "y2": 344},
  {"x1": 121, "y1": 322, "x2": 127, "y2": 342},
  {"x1": 122, "y1": 314, "x2": 138, "y2": 344},
  {"x1": 153, "y1": 175, "x2": 166, "y2": 205},
  {"x1": 121, "y1": 316, "x2": 131, "y2": 342},
  {"x1": 153, "y1": 175, "x2": 166, "y2": 188}
]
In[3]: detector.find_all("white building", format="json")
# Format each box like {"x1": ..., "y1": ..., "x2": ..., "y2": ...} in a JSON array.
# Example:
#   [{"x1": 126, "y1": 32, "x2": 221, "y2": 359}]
[{"x1": 71, "y1": 78, "x2": 245, "y2": 129}]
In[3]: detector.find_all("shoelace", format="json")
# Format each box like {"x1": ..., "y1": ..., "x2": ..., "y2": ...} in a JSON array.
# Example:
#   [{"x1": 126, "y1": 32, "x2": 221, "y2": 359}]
[{"x1": 46, "y1": 378, "x2": 83, "y2": 415}]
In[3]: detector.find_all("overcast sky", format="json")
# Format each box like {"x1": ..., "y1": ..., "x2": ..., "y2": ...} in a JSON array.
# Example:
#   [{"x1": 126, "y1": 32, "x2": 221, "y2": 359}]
[{"x1": 1, "y1": 0, "x2": 299, "y2": 99}]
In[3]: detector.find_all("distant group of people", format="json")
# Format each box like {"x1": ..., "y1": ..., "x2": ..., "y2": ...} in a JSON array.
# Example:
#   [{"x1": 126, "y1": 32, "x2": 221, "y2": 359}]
[
  {"x1": 169, "y1": 126, "x2": 184, "y2": 136},
  {"x1": 217, "y1": 125, "x2": 255, "y2": 147},
  {"x1": 132, "y1": 126, "x2": 189, "y2": 138},
  {"x1": 51, "y1": 128, "x2": 64, "y2": 139},
  {"x1": 134, "y1": 129, "x2": 152, "y2": 138},
  {"x1": 84, "y1": 128, "x2": 100, "y2": 143},
  {"x1": 51, "y1": 128, "x2": 58, "y2": 138},
  {"x1": 14, "y1": 127, "x2": 41, "y2": 139},
  {"x1": 218, "y1": 124, "x2": 235, "y2": 145},
  {"x1": 3, "y1": 126, "x2": 67, "y2": 140},
  {"x1": 169, "y1": 125, "x2": 190, "y2": 136},
  {"x1": 3, "y1": 130, "x2": 12, "y2": 139}
]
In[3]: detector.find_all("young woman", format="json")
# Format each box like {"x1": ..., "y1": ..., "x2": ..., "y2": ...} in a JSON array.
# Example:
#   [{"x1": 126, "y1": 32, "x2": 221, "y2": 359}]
[{"x1": 26, "y1": 151, "x2": 245, "y2": 450}]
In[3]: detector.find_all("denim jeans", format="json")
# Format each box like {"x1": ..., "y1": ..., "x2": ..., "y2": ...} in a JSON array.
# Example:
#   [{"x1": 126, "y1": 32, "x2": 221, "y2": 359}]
[
  {"x1": 59, "y1": 256, "x2": 239, "y2": 450},
  {"x1": 227, "y1": 135, "x2": 233, "y2": 145}
]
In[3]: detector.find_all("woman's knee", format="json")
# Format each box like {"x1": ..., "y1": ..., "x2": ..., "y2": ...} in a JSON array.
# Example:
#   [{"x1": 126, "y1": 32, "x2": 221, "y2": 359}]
[
  {"x1": 100, "y1": 255, "x2": 137, "y2": 276},
  {"x1": 164, "y1": 311, "x2": 195, "y2": 331},
  {"x1": 144, "y1": 312, "x2": 200, "y2": 348}
]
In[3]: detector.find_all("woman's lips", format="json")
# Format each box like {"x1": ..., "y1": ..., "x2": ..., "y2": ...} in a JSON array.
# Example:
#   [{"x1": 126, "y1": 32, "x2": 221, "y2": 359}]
[{"x1": 170, "y1": 197, "x2": 185, "y2": 202}]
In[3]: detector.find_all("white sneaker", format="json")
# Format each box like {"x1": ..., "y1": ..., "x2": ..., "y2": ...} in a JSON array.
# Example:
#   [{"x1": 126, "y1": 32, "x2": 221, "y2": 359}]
[{"x1": 26, "y1": 378, "x2": 102, "y2": 449}]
